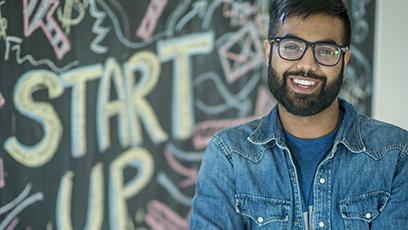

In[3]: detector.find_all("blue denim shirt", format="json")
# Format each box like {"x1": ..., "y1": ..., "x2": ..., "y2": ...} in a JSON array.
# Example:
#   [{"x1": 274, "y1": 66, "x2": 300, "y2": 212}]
[{"x1": 190, "y1": 99, "x2": 408, "y2": 230}]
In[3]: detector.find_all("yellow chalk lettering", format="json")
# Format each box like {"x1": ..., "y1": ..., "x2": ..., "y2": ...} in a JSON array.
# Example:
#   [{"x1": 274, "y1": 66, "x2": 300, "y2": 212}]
[
  {"x1": 97, "y1": 58, "x2": 130, "y2": 152},
  {"x1": 158, "y1": 32, "x2": 214, "y2": 139},
  {"x1": 109, "y1": 147, "x2": 154, "y2": 230},
  {"x1": 56, "y1": 163, "x2": 104, "y2": 230},
  {"x1": 124, "y1": 51, "x2": 168, "y2": 146},
  {"x1": 61, "y1": 64, "x2": 103, "y2": 158},
  {"x1": 4, "y1": 70, "x2": 63, "y2": 167}
]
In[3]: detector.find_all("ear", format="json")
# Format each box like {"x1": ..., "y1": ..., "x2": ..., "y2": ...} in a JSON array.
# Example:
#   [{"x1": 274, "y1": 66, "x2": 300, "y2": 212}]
[
  {"x1": 264, "y1": 40, "x2": 271, "y2": 66},
  {"x1": 343, "y1": 49, "x2": 351, "y2": 68}
]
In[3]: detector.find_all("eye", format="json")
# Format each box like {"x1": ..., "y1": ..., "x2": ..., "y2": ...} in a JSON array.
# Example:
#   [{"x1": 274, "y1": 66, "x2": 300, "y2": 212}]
[
  {"x1": 316, "y1": 45, "x2": 339, "y2": 57},
  {"x1": 280, "y1": 39, "x2": 304, "y2": 52}
]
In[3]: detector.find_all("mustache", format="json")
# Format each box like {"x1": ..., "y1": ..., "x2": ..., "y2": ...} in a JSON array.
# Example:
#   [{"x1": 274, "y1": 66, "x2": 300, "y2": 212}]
[{"x1": 283, "y1": 70, "x2": 326, "y2": 82}]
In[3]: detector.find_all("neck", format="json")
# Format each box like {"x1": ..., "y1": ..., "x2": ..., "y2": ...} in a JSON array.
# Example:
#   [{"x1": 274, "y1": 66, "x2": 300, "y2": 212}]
[{"x1": 278, "y1": 99, "x2": 340, "y2": 139}]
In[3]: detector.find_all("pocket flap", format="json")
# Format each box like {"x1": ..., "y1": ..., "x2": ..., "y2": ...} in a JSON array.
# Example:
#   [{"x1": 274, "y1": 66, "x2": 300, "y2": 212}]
[
  {"x1": 235, "y1": 193, "x2": 290, "y2": 225},
  {"x1": 339, "y1": 190, "x2": 390, "y2": 222}
]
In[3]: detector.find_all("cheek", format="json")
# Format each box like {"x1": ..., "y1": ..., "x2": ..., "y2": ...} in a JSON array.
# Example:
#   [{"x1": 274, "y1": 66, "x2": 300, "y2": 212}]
[{"x1": 322, "y1": 66, "x2": 343, "y2": 83}]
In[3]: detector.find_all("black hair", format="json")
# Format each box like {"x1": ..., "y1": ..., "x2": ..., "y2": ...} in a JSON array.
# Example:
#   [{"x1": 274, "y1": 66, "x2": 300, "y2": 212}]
[{"x1": 268, "y1": 0, "x2": 351, "y2": 46}]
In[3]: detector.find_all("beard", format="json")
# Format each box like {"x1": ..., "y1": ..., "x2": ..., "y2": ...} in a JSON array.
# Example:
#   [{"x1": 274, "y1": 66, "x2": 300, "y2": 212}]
[{"x1": 268, "y1": 63, "x2": 344, "y2": 117}]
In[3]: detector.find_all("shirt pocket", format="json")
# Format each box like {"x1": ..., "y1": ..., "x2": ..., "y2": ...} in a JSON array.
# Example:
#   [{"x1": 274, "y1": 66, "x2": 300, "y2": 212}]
[
  {"x1": 235, "y1": 193, "x2": 290, "y2": 229},
  {"x1": 339, "y1": 190, "x2": 390, "y2": 230}
]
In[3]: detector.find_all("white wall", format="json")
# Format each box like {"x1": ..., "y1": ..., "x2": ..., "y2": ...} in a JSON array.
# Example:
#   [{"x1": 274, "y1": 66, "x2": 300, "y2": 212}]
[{"x1": 373, "y1": 0, "x2": 408, "y2": 130}]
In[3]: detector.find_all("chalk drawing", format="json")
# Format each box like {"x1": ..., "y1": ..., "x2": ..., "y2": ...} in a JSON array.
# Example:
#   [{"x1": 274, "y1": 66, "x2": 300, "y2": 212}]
[
  {"x1": 109, "y1": 148, "x2": 154, "y2": 230},
  {"x1": 158, "y1": 32, "x2": 214, "y2": 140},
  {"x1": 89, "y1": 0, "x2": 110, "y2": 54},
  {"x1": 164, "y1": 145, "x2": 197, "y2": 188},
  {"x1": 194, "y1": 71, "x2": 260, "y2": 116},
  {"x1": 23, "y1": 0, "x2": 71, "y2": 60},
  {"x1": 340, "y1": 45, "x2": 372, "y2": 113},
  {"x1": 136, "y1": 0, "x2": 169, "y2": 41},
  {"x1": 145, "y1": 200, "x2": 189, "y2": 230},
  {"x1": 176, "y1": 1, "x2": 207, "y2": 31},
  {"x1": 218, "y1": 23, "x2": 264, "y2": 83},
  {"x1": 0, "y1": 184, "x2": 44, "y2": 229},
  {"x1": 96, "y1": 0, "x2": 165, "y2": 48},
  {"x1": 167, "y1": 143, "x2": 203, "y2": 162},
  {"x1": 57, "y1": 0, "x2": 88, "y2": 34},
  {"x1": 61, "y1": 64, "x2": 103, "y2": 158},
  {"x1": 6, "y1": 217, "x2": 19, "y2": 230},
  {"x1": 163, "y1": 0, "x2": 188, "y2": 37},
  {"x1": 202, "y1": 0, "x2": 223, "y2": 29},
  {"x1": 157, "y1": 172, "x2": 191, "y2": 206},
  {"x1": 97, "y1": 58, "x2": 130, "y2": 152},
  {"x1": 351, "y1": 0, "x2": 372, "y2": 43},
  {"x1": 0, "y1": 0, "x2": 7, "y2": 40},
  {"x1": 56, "y1": 163, "x2": 103, "y2": 230},
  {"x1": 124, "y1": 51, "x2": 168, "y2": 146},
  {"x1": 0, "y1": 157, "x2": 4, "y2": 188},
  {"x1": 4, "y1": 36, "x2": 79, "y2": 73},
  {"x1": 4, "y1": 70, "x2": 63, "y2": 167},
  {"x1": 109, "y1": 0, "x2": 131, "y2": 38},
  {"x1": 0, "y1": 91, "x2": 5, "y2": 109},
  {"x1": 223, "y1": 0, "x2": 258, "y2": 26}
]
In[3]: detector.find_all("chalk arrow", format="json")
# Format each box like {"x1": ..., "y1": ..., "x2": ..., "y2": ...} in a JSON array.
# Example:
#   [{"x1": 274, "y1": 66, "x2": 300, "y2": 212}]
[{"x1": 23, "y1": 0, "x2": 71, "y2": 60}]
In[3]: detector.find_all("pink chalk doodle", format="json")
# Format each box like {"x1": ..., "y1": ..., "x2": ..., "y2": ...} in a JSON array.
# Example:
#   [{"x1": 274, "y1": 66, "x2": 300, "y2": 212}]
[
  {"x1": 193, "y1": 116, "x2": 255, "y2": 149},
  {"x1": 164, "y1": 146, "x2": 197, "y2": 188},
  {"x1": 23, "y1": 0, "x2": 71, "y2": 60},
  {"x1": 193, "y1": 86, "x2": 277, "y2": 149},
  {"x1": 0, "y1": 91, "x2": 5, "y2": 108},
  {"x1": 6, "y1": 218, "x2": 19, "y2": 230},
  {"x1": 0, "y1": 157, "x2": 4, "y2": 188},
  {"x1": 145, "y1": 200, "x2": 189, "y2": 230},
  {"x1": 223, "y1": 0, "x2": 258, "y2": 26},
  {"x1": 136, "y1": 0, "x2": 169, "y2": 41},
  {"x1": 218, "y1": 23, "x2": 263, "y2": 83}
]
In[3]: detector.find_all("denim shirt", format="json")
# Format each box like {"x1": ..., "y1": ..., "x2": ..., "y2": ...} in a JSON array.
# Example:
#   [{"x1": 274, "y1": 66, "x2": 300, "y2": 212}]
[{"x1": 190, "y1": 99, "x2": 408, "y2": 230}]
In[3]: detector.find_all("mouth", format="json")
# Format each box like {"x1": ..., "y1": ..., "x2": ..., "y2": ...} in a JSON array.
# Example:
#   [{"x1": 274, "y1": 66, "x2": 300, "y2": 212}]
[{"x1": 288, "y1": 76, "x2": 321, "y2": 94}]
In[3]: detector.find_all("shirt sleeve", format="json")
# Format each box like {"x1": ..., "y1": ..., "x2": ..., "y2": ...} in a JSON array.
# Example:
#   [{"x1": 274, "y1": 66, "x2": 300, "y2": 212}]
[
  {"x1": 189, "y1": 136, "x2": 245, "y2": 229},
  {"x1": 372, "y1": 153, "x2": 408, "y2": 229}
]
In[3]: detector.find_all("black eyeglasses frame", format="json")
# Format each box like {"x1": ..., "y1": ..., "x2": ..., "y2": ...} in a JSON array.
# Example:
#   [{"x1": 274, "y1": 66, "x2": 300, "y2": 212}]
[{"x1": 269, "y1": 35, "x2": 349, "y2": 67}]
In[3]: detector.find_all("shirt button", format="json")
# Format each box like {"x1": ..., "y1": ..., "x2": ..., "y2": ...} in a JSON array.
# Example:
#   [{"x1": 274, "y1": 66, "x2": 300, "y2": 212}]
[
  {"x1": 319, "y1": 221, "x2": 325, "y2": 228},
  {"x1": 365, "y1": 212, "x2": 372, "y2": 219},
  {"x1": 319, "y1": 178, "x2": 326, "y2": 184},
  {"x1": 257, "y1": 217, "x2": 264, "y2": 223}
]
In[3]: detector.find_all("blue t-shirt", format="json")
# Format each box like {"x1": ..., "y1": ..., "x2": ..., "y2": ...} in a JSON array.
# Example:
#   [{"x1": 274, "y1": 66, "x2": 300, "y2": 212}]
[{"x1": 284, "y1": 113, "x2": 342, "y2": 212}]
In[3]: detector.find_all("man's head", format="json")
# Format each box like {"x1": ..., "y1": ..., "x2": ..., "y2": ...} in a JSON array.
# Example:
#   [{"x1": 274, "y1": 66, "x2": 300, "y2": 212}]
[{"x1": 264, "y1": 0, "x2": 352, "y2": 116}]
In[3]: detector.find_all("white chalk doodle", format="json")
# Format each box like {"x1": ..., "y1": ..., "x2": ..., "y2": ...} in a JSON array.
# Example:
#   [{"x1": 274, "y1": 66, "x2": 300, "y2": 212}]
[
  {"x1": 0, "y1": 183, "x2": 44, "y2": 229},
  {"x1": 4, "y1": 36, "x2": 79, "y2": 73}
]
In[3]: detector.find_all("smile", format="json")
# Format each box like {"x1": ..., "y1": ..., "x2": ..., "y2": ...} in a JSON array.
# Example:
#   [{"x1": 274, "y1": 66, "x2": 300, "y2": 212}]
[
  {"x1": 292, "y1": 78, "x2": 317, "y2": 87},
  {"x1": 288, "y1": 76, "x2": 320, "y2": 94}
]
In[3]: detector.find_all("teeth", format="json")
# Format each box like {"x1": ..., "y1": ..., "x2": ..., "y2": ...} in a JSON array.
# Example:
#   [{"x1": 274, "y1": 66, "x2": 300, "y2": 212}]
[{"x1": 293, "y1": 78, "x2": 316, "y2": 87}]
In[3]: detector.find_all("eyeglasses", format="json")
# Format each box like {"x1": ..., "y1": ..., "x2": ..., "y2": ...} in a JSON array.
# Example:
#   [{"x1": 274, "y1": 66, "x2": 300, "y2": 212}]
[{"x1": 269, "y1": 36, "x2": 349, "y2": 66}]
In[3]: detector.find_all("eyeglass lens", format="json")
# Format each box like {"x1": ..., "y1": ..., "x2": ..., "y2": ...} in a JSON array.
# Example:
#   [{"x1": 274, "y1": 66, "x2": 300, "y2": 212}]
[{"x1": 278, "y1": 38, "x2": 342, "y2": 66}]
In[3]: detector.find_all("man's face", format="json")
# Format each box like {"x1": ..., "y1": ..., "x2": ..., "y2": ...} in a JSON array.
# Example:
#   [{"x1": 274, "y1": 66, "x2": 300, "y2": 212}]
[{"x1": 264, "y1": 14, "x2": 351, "y2": 116}]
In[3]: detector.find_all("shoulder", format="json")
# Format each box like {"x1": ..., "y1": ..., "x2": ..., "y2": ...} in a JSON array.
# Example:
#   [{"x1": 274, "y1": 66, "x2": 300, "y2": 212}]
[
  {"x1": 213, "y1": 118, "x2": 262, "y2": 143},
  {"x1": 357, "y1": 113, "x2": 408, "y2": 156}
]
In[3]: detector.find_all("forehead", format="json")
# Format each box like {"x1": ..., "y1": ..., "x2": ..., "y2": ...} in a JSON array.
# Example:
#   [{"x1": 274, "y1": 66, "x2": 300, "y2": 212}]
[{"x1": 275, "y1": 14, "x2": 345, "y2": 44}]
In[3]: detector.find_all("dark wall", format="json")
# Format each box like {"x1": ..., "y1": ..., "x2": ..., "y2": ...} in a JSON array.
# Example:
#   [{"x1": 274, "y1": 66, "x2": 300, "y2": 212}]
[{"x1": 0, "y1": 0, "x2": 375, "y2": 229}]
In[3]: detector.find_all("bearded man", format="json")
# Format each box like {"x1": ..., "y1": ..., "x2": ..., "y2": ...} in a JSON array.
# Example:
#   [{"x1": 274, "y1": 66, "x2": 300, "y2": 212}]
[{"x1": 190, "y1": 0, "x2": 408, "y2": 229}]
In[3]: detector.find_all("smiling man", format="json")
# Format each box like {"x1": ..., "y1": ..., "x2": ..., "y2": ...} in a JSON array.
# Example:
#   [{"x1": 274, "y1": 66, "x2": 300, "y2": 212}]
[{"x1": 190, "y1": 0, "x2": 408, "y2": 229}]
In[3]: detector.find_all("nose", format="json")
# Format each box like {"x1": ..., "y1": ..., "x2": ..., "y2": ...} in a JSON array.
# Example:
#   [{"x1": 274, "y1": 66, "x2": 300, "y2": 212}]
[{"x1": 296, "y1": 46, "x2": 318, "y2": 71}]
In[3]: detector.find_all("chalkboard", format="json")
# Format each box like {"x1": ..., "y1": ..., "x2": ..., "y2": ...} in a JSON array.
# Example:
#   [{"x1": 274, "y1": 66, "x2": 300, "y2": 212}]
[{"x1": 0, "y1": 0, "x2": 376, "y2": 229}]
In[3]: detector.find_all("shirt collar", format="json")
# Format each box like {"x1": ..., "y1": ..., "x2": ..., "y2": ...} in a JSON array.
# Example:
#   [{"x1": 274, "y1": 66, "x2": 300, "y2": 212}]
[{"x1": 247, "y1": 98, "x2": 367, "y2": 153}]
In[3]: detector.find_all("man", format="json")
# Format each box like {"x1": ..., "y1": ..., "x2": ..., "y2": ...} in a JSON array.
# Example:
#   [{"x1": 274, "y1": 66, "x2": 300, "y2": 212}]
[{"x1": 190, "y1": 0, "x2": 408, "y2": 229}]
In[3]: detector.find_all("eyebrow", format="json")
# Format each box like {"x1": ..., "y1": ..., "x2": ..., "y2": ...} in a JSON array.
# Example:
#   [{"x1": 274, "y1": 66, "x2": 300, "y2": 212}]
[{"x1": 282, "y1": 34, "x2": 340, "y2": 45}]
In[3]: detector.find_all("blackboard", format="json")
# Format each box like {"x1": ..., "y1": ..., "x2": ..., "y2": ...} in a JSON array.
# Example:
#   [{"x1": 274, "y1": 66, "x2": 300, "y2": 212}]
[{"x1": 0, "y1": 0, "x2": 376, "y2": 229}]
